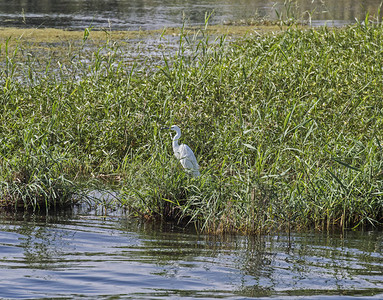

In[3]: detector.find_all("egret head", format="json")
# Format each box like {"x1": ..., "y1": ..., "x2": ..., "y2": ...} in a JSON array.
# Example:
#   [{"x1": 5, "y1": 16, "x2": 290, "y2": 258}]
[
  {"x1": 161, "y1": 125, "x2": 181, "y2": 133},
  {"x1": 161, "y1": 125, "x2": 182, "y2": 139},
  {"x1": 170, "y1": 125, "x2": 180, "y2": 132}
]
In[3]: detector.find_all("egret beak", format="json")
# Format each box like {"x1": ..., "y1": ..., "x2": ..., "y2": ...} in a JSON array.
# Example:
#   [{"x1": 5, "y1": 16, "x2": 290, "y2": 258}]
[{"x1": 161, "y1": 127, "x2": 170, "y2": 130}]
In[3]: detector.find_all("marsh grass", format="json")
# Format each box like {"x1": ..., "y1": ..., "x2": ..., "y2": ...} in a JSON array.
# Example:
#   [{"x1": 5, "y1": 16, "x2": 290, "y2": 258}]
[
  {"x1": 1, "y1": 17, "x2": 383, "y2": 231},
  {"x1": 0, "y1": 135, "x2": 77, "y2": 210},
  {"x1": 119, "y1": 20, "x2": 383, "y2": 233}
]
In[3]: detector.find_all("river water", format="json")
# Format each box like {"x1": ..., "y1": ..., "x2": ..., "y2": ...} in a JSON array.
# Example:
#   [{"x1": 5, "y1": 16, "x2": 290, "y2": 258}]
[
  {"x1": 0, "y1": 0, "x2": 382, "y2": 30},
  {"x1": 0, "y1": 205, "x2": 382, "y2": 299}
]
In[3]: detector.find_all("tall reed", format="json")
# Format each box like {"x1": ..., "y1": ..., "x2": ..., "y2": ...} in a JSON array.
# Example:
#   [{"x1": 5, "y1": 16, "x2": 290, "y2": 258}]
[
  {"x1": 1, "y1": 19, "x2": 382, "y2": 231},
  {"x1": 120, "y1": 21, "x2": 383, "y2": 232}
]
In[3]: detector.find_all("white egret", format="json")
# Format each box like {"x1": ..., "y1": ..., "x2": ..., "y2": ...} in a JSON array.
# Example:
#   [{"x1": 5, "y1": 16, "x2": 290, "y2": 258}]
[{"x1": 162, "y1": 125, "x2": 200, "y2": 177}]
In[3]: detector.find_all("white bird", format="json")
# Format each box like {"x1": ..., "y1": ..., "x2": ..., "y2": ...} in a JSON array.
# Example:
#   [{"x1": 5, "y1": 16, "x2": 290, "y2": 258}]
[{"x1": 162, "y1": 125, "x2": 200, "y2": 177}]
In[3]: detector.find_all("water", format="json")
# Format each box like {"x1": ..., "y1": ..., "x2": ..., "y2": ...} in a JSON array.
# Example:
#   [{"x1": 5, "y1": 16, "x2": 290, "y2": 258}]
[
  {"x1": 0, "y1": 0, "x2": 382, "y2": 30},
  {"x1": 0, "y1": 206, "x2": 382, "y2": 299}
]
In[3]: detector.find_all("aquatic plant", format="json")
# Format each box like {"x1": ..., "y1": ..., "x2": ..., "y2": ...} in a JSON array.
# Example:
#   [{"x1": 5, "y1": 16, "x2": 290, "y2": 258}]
[
  {"x1": 119, "y1": 21, "x2": 383, "y2": 232},
  {"x1": 0, "y1": 18, "x2": 382, "y2": 231},
  {"x1": 0, "y1": 130, "x2": 77, "y2": 211}
]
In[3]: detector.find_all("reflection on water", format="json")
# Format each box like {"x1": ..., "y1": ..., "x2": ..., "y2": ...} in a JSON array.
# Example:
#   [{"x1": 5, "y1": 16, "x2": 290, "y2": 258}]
[
  {"x1": 0, "y1": 0, "x2": 382, "y2": 30},
  {"x1": 0, "y1": 208, "x2": 382, "y2": 299}
]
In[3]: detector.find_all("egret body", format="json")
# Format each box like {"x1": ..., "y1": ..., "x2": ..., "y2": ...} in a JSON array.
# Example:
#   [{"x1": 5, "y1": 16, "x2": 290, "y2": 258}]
[{"x1": 163, "y1": 125, "x2": 200, "y2": 177}]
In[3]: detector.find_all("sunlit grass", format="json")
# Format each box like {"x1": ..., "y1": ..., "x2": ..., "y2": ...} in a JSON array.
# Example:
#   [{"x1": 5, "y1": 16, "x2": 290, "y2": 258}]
[{"x1": 0, "y1": 18, "x2": 382, "y2": 231}]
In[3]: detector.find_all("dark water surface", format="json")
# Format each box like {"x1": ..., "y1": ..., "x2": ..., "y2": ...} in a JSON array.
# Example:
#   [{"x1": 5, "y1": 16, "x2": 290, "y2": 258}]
[
  {"x1": 0, "y1": 206, "x2": 382, "y2": 299},
  {"x1": 0, "y1": 0, "x2": 382, "y2": 30}
]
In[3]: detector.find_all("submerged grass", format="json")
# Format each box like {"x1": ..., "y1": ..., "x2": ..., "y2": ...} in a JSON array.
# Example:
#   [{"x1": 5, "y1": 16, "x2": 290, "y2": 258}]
[{"x1": 1, "y1": 18, "x2": 383, "y2": 232}]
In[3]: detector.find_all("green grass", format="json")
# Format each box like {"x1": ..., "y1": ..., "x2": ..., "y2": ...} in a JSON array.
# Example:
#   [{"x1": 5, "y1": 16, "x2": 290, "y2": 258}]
[{"x1": 1, "y1": 20, "x2": 383, "y2": 232}]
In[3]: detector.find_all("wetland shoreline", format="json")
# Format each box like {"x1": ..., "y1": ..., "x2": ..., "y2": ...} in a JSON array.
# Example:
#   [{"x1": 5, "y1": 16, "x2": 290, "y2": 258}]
[{"x1": 1, "y1": 21, "x2": 382, "y2": 233}]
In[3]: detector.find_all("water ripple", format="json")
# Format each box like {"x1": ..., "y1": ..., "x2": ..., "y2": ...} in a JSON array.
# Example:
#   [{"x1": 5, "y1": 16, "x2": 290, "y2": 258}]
[{"x1": 0, "y1": 213, "x2": 382, "y2": 299}]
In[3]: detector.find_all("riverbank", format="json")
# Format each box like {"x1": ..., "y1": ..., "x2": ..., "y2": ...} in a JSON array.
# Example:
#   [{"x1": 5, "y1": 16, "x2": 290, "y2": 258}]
[
  {"x1": 0, "y1": 23, "x2": 282, "y2": 53},
  {"x1": 1, "y1": 22, "x2": 382, "y2": 233},
  {"x1": 0, "y1": 23, "x2": 281, "y2": 39},
  {"x1": 0, "y1": 24, "x2": 283, "y2": 79}
]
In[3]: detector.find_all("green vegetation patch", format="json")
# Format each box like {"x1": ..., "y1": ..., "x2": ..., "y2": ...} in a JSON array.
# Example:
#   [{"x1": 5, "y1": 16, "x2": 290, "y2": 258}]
[{"x1": 1, "y1": 22, "x2": 382, "y2": 232}]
